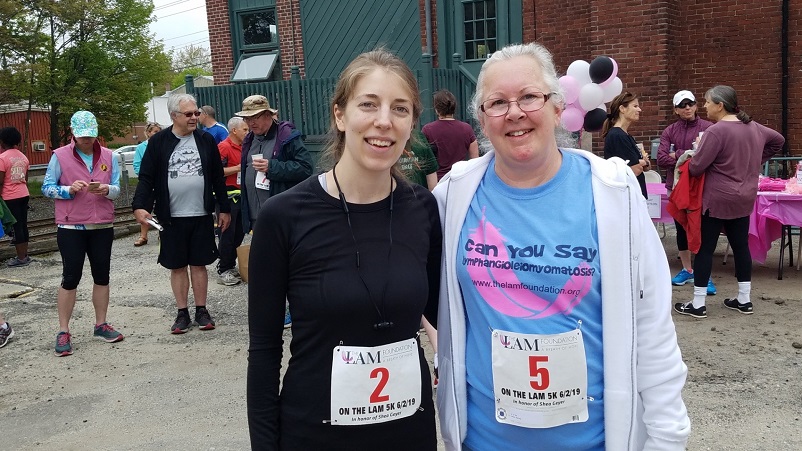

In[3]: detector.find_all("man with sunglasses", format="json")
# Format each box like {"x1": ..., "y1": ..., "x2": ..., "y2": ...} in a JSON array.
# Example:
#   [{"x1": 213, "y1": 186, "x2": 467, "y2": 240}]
[
  {"x1": 133, "y1": 93, "x2": 231, "y2": 334},
  {"x1": 656, "y1": 90, "x2": 715, "y2": 294}
]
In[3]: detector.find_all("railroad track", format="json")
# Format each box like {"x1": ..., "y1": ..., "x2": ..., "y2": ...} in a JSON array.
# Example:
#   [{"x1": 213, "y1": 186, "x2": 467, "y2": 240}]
[{"x1": 20, "y1": 207, "x2": 138, "y2": 243}]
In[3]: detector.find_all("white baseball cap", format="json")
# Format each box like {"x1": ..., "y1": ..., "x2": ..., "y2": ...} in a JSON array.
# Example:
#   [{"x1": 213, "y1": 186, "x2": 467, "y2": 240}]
[{"x1": 673, "y1": 90, "x2": 696, "y2": 107}]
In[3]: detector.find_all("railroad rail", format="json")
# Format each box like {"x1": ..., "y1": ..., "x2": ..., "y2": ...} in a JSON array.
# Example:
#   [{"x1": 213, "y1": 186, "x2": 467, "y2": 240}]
[{"x1": 18, "y1": 207, "x2": 138, "y2": 243}]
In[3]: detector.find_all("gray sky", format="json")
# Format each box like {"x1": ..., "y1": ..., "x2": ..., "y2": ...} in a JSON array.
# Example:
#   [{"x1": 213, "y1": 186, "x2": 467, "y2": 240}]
[{"x1": 149, "y1": 0, "x2": 210, "y2": 55}]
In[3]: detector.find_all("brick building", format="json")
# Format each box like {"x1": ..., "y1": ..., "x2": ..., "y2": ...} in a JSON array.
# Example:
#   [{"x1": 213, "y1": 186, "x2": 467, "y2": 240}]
[{"x1": 205, "y1": 0, "x2": 801, "y2": 157}]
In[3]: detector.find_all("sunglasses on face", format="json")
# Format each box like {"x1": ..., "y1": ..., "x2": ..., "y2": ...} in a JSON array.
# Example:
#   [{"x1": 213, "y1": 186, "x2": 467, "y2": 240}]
[
  {"x1": 178, "y1": 111, "x2": 202, "y2": 118},
  {"x1": 676, "y1": 101, "x2": 696, "y2": 109}
]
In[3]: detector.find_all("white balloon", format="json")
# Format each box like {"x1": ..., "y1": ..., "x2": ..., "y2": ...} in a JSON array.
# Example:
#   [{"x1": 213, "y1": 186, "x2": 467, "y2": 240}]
[
  {"x1": 566, "y1": 60, "x2": 592, "y2": 87},
  {"x1": 602, "y1": 77, "x2": 623, "y2": 103},
  {"x1": 578, "y1": 83, "x2": 604, "y2": 111}
]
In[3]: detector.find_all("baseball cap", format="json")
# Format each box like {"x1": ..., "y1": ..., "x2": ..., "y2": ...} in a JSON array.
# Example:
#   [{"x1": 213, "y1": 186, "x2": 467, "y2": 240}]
[
  {"x1": 673, "y1": 90, "x2": 696, "y2": 107},
  {"x1": 70, "y1": 111, "x2": 99, "y2": 138},
  {"x1": 235, "y1": 95, "x2": 278, "y2": 117}
]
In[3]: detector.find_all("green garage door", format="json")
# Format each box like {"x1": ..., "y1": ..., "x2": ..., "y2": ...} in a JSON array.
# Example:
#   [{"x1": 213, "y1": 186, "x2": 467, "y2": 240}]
[{"x1": 301, "y1": 0, "x2": 422, "y2": 79}]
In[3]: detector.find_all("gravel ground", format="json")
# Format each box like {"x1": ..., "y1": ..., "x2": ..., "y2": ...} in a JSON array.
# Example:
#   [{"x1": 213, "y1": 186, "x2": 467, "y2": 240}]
[{"x1": 0, "y1": 221, "x2": 799, "y2": 450}]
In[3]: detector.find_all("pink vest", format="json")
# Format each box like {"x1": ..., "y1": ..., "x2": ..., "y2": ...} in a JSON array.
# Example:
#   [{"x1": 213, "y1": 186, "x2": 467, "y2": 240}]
[{"x1": 53, "y1": 143, "x2": 115, "y2": 225}]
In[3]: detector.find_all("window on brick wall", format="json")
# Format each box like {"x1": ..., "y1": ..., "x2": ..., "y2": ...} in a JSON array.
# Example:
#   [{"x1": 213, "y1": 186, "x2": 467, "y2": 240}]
[
  {"x1": 463, "y1": 0, "x2": 497, "y2": 60},
  {"x1": 232, "y1": 8, "x2": 281, "y2": 82},
  {"x1": 238, "y1": 9, "x2": 278, "y2": 51}
]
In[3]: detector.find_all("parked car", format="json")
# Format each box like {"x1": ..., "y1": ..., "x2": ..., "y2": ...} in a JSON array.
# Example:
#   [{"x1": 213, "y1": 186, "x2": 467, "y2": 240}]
[{"x1": 113, "y1": 145, "x2": 137, "y2": 178}]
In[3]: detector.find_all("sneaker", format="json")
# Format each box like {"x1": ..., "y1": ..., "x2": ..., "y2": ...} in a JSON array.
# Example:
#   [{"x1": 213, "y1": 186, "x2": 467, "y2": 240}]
[
  {"x1": 724, "y1": 298, "x2": 754, "y2": 315},
  {"x1": 54, "y1": 331, "x2": 73, "y2": 356},
  {"x1": 7, "y1": 256, "x2": 31, "y2": 267},
  {"x1": 93, "y1": 322, "x2": 124, "y2": 343},
  {"x1": 671, "y1": 269, "x2": 694, "y2": 286},
  {"x1": 217, "y1": 269, "x2": 241, "y2": 286},
  {"x1": 284, "y1": 311, "x2": 292, "y2": 329},
  {"x1": 195, "y1": 307, "x2": 216, "y2": 331},
  {"x1": 673, "y1": 302, "x2": 707, "y2": 319},
  {"x1": 706, "y1": 279, "x2": 717, "y2": 296},
  {"x1": 171, "y1": 310, "x2": 191, "y2": 334},
  {"x1": 0, "y1": 323, "x2": 14, "y2": 348}
]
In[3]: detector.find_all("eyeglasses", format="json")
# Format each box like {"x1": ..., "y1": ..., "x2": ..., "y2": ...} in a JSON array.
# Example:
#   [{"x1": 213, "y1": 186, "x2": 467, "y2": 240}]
[
  {"x1": 177, "y1": 111, "x2": 202, "y2": 118},
  {"x1": 480, "y1": 92, "x2": 553, "y2": 117},
  {"x1": 244, "y1": 111, "x2": 268, "y2": 122},
  {"x1": 676, "y1": 101, "x2": 696, "y2": 109}
]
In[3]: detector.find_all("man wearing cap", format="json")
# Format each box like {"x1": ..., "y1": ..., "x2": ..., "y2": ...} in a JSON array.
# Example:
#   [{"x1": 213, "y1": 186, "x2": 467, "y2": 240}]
[
  {"x1": 199, "y1": 105, "x2": 229, "y2": 144},
  {"x1": 235, "y1": 95, "x2": 312, "y2": 234},
  {"x1": 657, "y1": 90, "x2": 715, "y2": 294},
  {"x1": 42, "y1": 110, "x2": 123, "y2": 356},
  {"x1": 132, "y1": 93, "x2": 231, "y2": 334}
]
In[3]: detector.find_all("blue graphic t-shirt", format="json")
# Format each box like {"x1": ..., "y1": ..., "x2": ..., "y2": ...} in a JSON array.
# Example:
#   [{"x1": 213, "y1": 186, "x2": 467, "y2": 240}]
[{"x1": 457, "y1": 151, "x2": 605, "y2": 451}]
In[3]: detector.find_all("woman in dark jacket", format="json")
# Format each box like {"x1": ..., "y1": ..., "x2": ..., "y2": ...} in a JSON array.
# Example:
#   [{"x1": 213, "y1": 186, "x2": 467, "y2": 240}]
[{"x1": 602, "y1": 91, "x2": 649, "y2": 198}]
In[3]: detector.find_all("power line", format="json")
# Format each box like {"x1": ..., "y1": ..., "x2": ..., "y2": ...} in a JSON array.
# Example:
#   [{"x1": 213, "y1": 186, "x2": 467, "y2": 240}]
[
  {"x1": 154, "y1": 0, "x2": 185, "y2": 12},
  {"x1": 156, "y1": 5, "x2": 205, "y2": 20},
  {"x1": 168, "y1": 38, "x2": 210, "y2": 52},
  {"x1": 163, "y1": 29, "x2": 208, "y2": 41}
]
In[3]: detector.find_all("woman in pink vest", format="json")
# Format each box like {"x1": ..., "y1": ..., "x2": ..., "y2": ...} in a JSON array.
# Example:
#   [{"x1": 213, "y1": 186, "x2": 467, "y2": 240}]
[{"x1": 42, "y1": 110, "x2": 124, "y2": 357}]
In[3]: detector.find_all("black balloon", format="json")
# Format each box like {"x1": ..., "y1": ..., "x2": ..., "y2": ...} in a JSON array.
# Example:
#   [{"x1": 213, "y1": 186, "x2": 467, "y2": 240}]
[
  {"x1": 588, "y1": 56, "x2": 614, "y2": 84},
  {"x1": 584, "y1": 108, "x2": 607, "y2": 132}
]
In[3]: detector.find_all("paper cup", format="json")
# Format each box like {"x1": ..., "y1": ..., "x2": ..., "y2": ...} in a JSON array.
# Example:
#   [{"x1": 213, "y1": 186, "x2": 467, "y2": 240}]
[{"x1": 251, "y1": 153, "x2": 263, "y2": 161}]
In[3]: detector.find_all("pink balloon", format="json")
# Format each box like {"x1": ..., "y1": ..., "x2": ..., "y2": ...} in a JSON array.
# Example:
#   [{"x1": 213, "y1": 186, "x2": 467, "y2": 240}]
[
  {"x1": 600, "y1": 58, "x2": 619, "y2": 87},
  {"x1": 559, "y1": 76, "x2": 580, "y2": 105},
  {"x1": 561, "y1": 105, "x2": 584, "y2": 132}
]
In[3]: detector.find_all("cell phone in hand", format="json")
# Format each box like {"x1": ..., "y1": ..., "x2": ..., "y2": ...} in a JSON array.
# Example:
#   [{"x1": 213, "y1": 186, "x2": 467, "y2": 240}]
[
  {"x1": 146, "y1": 218, "x2": 164, "y2": 231},
  {"x1": 88, "y1": 181, "x2": 100, "y2": 190}
]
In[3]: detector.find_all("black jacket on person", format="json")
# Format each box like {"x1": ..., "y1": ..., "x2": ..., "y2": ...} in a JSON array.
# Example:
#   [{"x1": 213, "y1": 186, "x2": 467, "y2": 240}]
[{"x1": 131, "y1": 126, "x2": 230, "y2": 224}]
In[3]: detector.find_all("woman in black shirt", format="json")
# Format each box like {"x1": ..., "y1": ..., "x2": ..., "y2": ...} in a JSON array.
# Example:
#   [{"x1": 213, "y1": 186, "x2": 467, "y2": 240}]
[
  {"x1": 602, "y1": 91, "x2": 650, "y2": 198},
  {"x1": 247, "y1": 49, "x2": 441, "y2": 450}
]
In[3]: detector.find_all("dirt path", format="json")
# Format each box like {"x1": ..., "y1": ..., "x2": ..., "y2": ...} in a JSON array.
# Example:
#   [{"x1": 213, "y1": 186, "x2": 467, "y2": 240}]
[{"x1": 0, "y1": 227, "x2": 800, "y2": 450}]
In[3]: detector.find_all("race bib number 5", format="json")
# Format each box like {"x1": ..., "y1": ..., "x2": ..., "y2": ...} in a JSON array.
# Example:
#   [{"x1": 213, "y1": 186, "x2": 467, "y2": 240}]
[
  {"x1": 491, "y1": 328, "x2": 588, "y2": 428},
  {"x1": 330, "y1": 338, "x2": 421, "y2": 425}
]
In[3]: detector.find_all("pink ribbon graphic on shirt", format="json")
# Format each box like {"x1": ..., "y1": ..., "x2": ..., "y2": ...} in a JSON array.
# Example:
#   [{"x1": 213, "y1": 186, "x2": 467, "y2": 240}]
[{"x1": 466, "y1": 213, "x2": 592, "y2": 319}]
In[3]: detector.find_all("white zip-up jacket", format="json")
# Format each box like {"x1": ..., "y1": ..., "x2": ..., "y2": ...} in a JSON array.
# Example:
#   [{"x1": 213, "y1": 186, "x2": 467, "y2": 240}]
[{"x1": 433, "y1": 148, "x2": 690, "y2": 451}]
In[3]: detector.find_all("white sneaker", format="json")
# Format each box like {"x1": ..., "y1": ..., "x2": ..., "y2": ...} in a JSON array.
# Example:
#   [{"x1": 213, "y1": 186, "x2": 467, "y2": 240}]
[{"x1": 217, "y1": 269, "x2": 241, "y2": 286}]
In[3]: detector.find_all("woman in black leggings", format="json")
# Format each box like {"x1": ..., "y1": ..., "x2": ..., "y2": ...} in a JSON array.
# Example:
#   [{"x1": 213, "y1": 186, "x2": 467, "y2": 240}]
[{"x1": 673, "y1": 85, "x2": 784, "y2": 319}]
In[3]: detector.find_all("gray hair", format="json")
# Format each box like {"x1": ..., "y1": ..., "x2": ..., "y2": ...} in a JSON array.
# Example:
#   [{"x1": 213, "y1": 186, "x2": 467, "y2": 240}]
[
  {"x1": 470, "y1": 43, "x2": 563, "y2": 123},
  {"x1": 227, "y1": 116, "x2": 245, "y2": 130},
  {"x1": 705, "y1": 85, "x2": 751, "y2": 124},
  {"x1": 167, "y1": 93, "x2": 197, "y2": 115}
]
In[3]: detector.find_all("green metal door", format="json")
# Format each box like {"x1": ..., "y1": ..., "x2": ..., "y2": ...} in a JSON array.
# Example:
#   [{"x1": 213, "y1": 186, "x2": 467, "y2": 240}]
[
  {"x1": 300, "y1": 0, "x2": 423, "y2": 79},
  {"x1": 436, "y1": 0, "x2": 523, "y2": 77}
]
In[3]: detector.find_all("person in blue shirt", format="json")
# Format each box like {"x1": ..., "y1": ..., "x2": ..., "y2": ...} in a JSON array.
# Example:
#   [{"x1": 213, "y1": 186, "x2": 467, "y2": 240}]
[
  {"x1": 199, "y1": 105, "x2": 229, "y2": 144},
  {"x1": 132, "y1": 122, "x2": 162, "y2": 246},
  {"x1": 434, "y1": 43, "x2": 690, "y2": 451}
]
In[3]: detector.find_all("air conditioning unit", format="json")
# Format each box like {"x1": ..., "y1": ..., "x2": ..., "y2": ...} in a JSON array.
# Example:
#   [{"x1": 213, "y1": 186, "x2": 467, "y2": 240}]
[{"x1": 32, "y1": 141, "x2": 46, "y2": 152}]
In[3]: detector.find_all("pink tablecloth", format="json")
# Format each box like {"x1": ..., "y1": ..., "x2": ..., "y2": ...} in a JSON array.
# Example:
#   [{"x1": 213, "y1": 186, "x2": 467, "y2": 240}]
[
  {"x1": 748, "y1": 192, "x2": 802, "y2": 264},
  {"x1": 646, "y1": 183, "x2": 673, "y2": 224}
]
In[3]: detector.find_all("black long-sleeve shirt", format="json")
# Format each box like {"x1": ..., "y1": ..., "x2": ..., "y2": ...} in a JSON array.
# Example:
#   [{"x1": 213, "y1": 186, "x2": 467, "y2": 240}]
[
  {"x1": 604, "y1": 127, "x2": 648, "y2": 198},
  {"x1": 247, "y1": 176, "x2": 442, "y2": 450}
]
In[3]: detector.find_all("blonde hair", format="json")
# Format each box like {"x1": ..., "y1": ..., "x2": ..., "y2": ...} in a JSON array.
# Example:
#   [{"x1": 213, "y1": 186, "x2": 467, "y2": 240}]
[{"x1": 318, "y1": 48, "x2": 422, "y2": 177}]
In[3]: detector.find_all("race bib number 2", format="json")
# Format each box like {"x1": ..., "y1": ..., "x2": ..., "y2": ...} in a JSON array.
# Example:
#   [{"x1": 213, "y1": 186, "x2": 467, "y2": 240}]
[
  {"x1": 492, "y1": 328, "x2": 588, "y2": 428},
  {"x1": 330, "y1": 338, "x2": 421, "y2": 425}
]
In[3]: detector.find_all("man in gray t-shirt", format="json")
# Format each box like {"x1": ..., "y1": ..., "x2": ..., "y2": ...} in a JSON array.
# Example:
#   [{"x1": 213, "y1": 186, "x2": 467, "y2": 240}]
[
  {"x1": 132, "y1": 93, "x2": 231, "y2": 335},
  {"x1": 167, "y1": 133, "x2": 206, "y2": 217}
]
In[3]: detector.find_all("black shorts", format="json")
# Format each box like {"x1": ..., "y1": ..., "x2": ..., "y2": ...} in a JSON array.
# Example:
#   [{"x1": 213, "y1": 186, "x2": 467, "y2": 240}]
[{"x1": 158, "y1": 215, "x2": 219, "y2": 269}]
